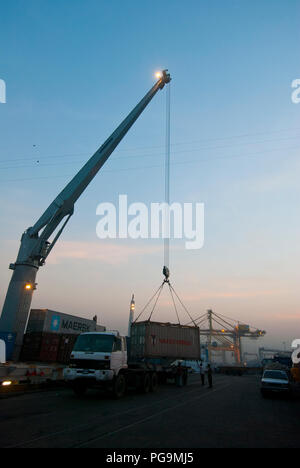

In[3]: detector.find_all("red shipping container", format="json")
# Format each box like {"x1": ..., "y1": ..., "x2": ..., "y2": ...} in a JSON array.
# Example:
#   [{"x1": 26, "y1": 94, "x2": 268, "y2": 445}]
[
  {"x1": 20, "y1": 332, "x2": 44, "y2": 362},
  {"x1": 21, "y1": 332, "x2": 60, "y2": 363},
  {"x1": 57, "y1": 334, "x2": 77, "y2": 364},
  {"x1": 39, "y1": 334, "x2": 60, "y2": 362}
]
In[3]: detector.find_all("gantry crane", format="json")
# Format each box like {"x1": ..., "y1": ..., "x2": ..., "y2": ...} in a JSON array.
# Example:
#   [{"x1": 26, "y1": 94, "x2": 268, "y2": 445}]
[
  {"x1": 192, "y1": 309, "x2": 266, "y2": 365},
  {"x1": 0, "y1": 70, "x2": 171, "y2": 360}
]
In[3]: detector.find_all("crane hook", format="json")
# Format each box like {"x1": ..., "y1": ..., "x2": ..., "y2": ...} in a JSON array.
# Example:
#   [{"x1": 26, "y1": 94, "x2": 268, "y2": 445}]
[{"x1": 163, "y1": 265, "x2": 170, "y2": 282}]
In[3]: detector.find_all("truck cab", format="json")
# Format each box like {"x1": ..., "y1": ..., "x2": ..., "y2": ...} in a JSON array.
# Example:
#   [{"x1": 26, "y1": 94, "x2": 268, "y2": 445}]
[{"x1": 64, "y1": 332, "x2": 128, "y2": 395}]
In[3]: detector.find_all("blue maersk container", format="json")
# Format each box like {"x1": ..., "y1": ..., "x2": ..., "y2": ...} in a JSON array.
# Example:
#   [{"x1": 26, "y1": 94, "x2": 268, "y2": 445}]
[{"x1": 0, "y1": 332, "x2": 16, "y2": 361}]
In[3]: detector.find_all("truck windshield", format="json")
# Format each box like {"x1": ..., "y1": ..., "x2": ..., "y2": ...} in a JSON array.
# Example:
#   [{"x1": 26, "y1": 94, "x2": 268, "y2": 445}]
[{"x1": 73, "y1": 334, "x2": 114, "y2": 353}]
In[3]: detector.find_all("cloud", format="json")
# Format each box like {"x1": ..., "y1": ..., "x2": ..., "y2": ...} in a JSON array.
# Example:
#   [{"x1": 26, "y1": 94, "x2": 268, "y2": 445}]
[{"x1": 46, "y1": 240, "x2": 162, "y2": 266}]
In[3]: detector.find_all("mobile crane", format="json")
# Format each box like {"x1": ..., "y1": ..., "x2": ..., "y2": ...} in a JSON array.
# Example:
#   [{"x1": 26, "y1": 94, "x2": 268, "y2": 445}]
[{"x1": 0, "y1": 70, "x2": 171, "y2": 361}]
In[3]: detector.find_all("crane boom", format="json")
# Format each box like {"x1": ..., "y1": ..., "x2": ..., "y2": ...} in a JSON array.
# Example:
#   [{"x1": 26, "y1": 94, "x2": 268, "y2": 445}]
[{"x1": 0, "y1": 70, "x2": 171, "y2": 360}]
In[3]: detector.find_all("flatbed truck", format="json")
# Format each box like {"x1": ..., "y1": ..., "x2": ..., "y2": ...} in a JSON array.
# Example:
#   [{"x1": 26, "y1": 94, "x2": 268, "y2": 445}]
[{"x1": 64, "y1": 331, "x2": 189, "y2": 398}]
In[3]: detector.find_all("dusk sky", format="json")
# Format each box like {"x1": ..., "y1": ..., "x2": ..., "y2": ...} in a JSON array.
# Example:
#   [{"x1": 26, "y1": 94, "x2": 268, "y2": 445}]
[{"x1": 0, "y1": 0, "x2": 299, "y2": 353}]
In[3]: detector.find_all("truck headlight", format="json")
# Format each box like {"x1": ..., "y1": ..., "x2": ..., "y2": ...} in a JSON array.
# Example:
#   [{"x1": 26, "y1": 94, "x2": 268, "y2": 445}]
[{"x1": 2, "y1": 381, "x2": 12, "y2": 386}]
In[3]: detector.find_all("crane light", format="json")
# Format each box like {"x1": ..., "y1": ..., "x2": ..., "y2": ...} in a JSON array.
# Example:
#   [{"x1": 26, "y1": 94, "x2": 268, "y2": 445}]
[
  {"x1": 25, "y1": 283, "x2": 33, "y2": 291},
  {"x1": 155, "y1": 71, "x2": 163, "y2": 79}
]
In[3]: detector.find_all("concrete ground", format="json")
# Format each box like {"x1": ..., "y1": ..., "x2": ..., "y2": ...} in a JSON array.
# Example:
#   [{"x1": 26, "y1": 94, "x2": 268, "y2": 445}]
[{"x1": 1, "y1": 374, "x2": 299, "y2": 448}]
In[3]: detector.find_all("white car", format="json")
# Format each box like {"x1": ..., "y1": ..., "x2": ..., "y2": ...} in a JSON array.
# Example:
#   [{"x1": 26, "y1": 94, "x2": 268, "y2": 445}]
[{"x1": 261, "y1": 369, "x2": 291, "y2": 397}]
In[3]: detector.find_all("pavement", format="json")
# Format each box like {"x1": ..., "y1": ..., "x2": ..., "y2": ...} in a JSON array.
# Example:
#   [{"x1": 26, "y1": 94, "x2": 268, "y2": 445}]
[{"x1": 1, "y1": 374, "x2": 300, "y2": 448}]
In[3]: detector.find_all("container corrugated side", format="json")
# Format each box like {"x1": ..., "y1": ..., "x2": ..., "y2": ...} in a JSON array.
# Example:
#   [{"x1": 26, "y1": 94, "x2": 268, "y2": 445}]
[
  {"x1": 27, "y1": 309, "x2": 101, "y2": 335},
  {"x1": 25, "y1": 310, "x2": 46, "y2": 333},
  {"x1": 131, "y1": 321, "x2": 200, "y2": 360},
  {"x1": 39, "y1": 334, "x2": 60, "y2": 362},
  {"x1": 20, "y1": 332, "x2": 59, "y2": 362},
  {"x1": 20, "y1": 332, "x2": 44, "y2": 361},
  {"x1": 130, "y1": 322, "x2": 146, "y2": 359},
  {"x1": 57, "y1": 334, "x2": 77, "y2": 364}
]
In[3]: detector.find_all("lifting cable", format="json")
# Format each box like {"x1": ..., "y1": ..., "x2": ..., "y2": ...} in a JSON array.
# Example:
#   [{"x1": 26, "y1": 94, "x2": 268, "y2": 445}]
[
  {"x1": 164, "y1": 82, "x2": 171, "y2": 270},
  {"x1": 168, "y1": 283, "x2": 197, "y2": 326},
  {"x1": 134, "y1": 283, "x2": 164, "y2": 323},
  {"x1": 148, "y1": 283, "x2": 164, "y2": 322},
  {"x1": 134, "y1": 82, "x2": 197, "y2": 327},
  {"x1": 185, "y1": 312, "x2": 207, "y2": 326},
  {"x1": 134, "y1": 275, "x2": 197, "y2": 326},
  {"x1": 168, "y1": 282, "x2": 181, "y2": 325}
]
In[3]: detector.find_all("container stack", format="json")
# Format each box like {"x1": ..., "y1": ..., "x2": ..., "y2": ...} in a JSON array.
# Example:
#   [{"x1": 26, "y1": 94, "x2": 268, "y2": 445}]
[
  {"x1": 56, "y1": 334, "x2": 78, "y2": 363},
  {"x1": 21, "y1": 332, "x2": 60, "y2": 363},
  {"x1": 26, "y1": 309, "x2": 102, "y2": 335},
  {"x1": 20, "y1": 309, "x2": 106, "y2": 364}
]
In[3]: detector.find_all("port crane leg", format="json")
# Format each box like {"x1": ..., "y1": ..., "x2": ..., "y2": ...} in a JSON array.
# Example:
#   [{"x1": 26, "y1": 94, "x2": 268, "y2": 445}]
[{"x1": 0, "y1": 70, "x2": 171, "y2": 360}]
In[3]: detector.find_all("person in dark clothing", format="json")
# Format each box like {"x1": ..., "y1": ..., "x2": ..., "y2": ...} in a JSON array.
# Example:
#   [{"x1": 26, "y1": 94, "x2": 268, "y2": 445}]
[
  {"x1": 176, "y1": 361, "x2": 183, "y2": 387},
  {"x1": 207, "y1": 364, "x2": 213, "y2": 388},
  {"x1": 199, "y1": 362, "x2": 205, "y2": 386}
]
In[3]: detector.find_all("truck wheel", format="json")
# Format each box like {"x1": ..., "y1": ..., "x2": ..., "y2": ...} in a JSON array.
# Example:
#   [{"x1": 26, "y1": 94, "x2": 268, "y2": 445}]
[
  {"x1": 142, "y1": 373, "x2": 151, "y2": 394},
  {"x1": 150, "y1": 372, "x2": 159, "y2": 392},
  {"x1": 113, "y1": 374, "x2": 126, "y2": 399},
  {"x1": 73, "y1": 384, "x2": 87, "y2": 397}
]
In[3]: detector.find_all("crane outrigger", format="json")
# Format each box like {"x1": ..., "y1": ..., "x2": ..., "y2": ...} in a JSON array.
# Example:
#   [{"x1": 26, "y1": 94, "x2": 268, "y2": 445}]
[{"x1": 0, "y1": 70, "x2": 171, "y2": 360}]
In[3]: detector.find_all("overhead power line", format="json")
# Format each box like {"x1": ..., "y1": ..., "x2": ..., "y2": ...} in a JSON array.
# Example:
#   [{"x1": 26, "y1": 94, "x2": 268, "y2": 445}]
[
  {"x1": 0, "y1": 144, "x2": 299, "y2": 184},
  {"x1": 0, "y1": 129, "x2": 300, "y2": 166}
]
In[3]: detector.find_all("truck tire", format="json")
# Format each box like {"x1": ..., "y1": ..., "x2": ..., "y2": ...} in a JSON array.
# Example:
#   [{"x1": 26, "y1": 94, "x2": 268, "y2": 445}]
[
  {"x1": 113, "y1": 373, "x2": 126, "y2": 399},
  {"x1": 141, "y1": 373, "x2": 151, "y2": 394},
  {"x1": 150, "y1": 372, "x2": 159, "y2": 392}
]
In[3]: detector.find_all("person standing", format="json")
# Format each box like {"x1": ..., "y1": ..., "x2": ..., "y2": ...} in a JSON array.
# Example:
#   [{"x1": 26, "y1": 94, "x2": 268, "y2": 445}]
[
  {"x1": 207, "y1": 364, "x2": 213, "y2": 388},
  {"x1": 176, "y1": 361, "x2": 183, "y2": 387},
  {"x1": 199, "y1": 362, "x2": 205, "y2": 386}
]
